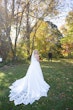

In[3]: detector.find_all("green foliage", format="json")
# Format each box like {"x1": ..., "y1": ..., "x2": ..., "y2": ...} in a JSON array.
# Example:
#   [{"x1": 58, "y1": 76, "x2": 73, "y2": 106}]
[
  {"x1": 30, "y1": 20, "x2": 62, "y2": 58},
  {"x1": 0, "y1": 0, "x2": 63, "y2": 61},
  {"x1": 16, "y1": 42, "x2": 28, "y2": 60},
  {"x1": 60, "y1": 11, "x2": 73, "y2": 57}
]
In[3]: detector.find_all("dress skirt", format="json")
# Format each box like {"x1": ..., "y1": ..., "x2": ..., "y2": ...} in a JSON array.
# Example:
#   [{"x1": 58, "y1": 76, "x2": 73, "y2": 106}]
[{"x1": 9, "y1": 61, "x2": 50, "y2": 105}]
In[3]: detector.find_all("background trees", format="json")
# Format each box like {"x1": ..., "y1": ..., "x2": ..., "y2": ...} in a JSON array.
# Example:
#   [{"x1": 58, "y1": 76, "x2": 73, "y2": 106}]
[
  {"x1": 0, "y1": 0, "x2": 73, "y2": 61},
  {"x1": 60, "y1": 11, "x2": 73, "y2": 58},
  {"x1": 30, "y1": 20, "x2": 62, "y2": 58}
]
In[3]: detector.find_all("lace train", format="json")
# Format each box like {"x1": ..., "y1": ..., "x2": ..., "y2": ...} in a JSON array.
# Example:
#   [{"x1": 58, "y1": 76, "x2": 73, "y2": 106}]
[{"x1": 9, "y1": 60, "x2": 50, "y2": 105}]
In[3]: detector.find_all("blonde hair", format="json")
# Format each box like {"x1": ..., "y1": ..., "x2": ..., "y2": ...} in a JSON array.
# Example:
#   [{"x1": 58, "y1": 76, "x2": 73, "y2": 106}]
[{"x1": 34, "y1": 49, "x2": 38, "y2": 54}]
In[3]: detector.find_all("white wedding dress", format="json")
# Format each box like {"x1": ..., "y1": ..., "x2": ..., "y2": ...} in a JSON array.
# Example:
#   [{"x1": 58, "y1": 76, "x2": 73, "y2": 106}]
[{"x1": 9, "y1": 50, "x2": 50, "y2": 105}]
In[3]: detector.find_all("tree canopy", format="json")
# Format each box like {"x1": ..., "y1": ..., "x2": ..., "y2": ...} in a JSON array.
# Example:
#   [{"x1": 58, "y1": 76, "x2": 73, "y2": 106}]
[{"x1": 0, "y1": 0, "x2": 73, "y2": 61}]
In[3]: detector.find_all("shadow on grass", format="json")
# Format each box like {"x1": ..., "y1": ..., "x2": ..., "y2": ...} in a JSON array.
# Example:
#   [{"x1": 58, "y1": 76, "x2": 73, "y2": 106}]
[{"x1": 0, "y1": 59, "x2": 73, "y2": 110}]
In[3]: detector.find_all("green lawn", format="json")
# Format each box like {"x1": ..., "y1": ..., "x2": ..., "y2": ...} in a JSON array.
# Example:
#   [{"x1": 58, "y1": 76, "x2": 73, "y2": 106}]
[{"x1": 0, "y1": 59, "x2": 73, "y2": 110}]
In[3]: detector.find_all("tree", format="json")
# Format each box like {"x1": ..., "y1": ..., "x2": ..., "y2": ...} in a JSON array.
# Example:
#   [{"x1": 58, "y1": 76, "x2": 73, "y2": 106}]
[
  {"x1": 30, "y1": 20, "x2": 63, "y2": 58},
  {"x1": 0, "y1": 0, "x2": 65, "y2": 61},
  {"x1": 0, "y1": 3, "x2": 11, "y2": 60},
  {"x1": 1, "y1": 0, "x2": 26, "y2": 60},
  {"x1": 60, "y1": 11, "x2": 73, "y2": 57}
]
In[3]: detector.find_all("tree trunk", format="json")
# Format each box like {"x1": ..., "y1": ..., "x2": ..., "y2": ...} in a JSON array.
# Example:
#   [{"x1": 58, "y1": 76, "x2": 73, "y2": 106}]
[{"x1": 26, "y1": 1, "x2": 30, "y2": 57}]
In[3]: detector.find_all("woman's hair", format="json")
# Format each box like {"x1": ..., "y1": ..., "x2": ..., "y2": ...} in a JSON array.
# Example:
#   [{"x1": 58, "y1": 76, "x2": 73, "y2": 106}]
[{"x1": 33, "y1": 49, "x2": 38, "y2": 55}]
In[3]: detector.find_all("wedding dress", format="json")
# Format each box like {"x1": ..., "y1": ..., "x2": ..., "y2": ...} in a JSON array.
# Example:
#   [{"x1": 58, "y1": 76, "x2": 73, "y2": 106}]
[{"x1": 9, "y1": 50, "x2": 50, "y2": 105}]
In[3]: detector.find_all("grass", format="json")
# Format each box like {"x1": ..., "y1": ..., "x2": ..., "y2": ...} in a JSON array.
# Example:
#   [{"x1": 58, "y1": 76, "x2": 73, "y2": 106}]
[{"x1": 0, "y1": 59, "x2": 73, "y2": 110}]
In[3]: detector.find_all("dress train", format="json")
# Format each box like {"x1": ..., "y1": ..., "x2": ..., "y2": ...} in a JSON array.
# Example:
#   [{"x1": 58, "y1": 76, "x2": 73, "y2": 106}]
[{"x1": 9, "y1": 51, "x2": 50, "y2": 105}]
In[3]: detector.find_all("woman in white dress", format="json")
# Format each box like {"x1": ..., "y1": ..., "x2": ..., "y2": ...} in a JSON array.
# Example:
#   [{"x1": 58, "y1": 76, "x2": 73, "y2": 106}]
[{"x1": 9, "y1": 50, "x2": 50, "y2": 105}]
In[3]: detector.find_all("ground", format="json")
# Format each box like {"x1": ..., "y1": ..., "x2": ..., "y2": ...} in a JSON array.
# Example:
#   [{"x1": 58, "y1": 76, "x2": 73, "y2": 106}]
[{"x1": 0, "y1": 59, "x2": 73, "y2": 110}]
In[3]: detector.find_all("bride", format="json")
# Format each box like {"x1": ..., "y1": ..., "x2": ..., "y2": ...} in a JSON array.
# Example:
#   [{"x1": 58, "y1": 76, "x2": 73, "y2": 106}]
[{"x1": 9, "y1": 50, "x2": 50, "y2": 105}]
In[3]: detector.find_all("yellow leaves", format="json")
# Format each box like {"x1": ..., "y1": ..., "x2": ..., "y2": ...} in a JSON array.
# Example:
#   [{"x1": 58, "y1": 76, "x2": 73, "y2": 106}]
[
  {"x1": 36, "y1": 21, "x2": 48, "y2": 31},
  {"x1": 30, "y1": 32, "x2": 35, "y2": 38},
  {"x1": 35, "y1": 21, "x2": 48, "y2": 41},
  {"x1": 61, "y1": 50, "x2": 68, "y2": 57},
  {"x1": 30, "y1": 20, "x2": 48, "y2": 40}
]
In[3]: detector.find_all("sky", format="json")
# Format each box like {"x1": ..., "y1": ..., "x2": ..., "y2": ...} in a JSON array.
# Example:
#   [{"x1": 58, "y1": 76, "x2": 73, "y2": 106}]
[{"x1": 45, "y1": 0, "x2": 73, "y2": 28}]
